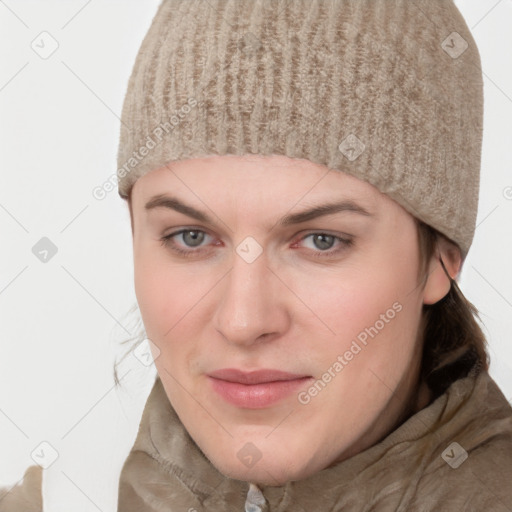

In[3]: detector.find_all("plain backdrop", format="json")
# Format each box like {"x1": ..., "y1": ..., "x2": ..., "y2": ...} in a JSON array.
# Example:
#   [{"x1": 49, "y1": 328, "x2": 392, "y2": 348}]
[{"x1": 0, "y1": 1, "x2": 511, "y2": 510}]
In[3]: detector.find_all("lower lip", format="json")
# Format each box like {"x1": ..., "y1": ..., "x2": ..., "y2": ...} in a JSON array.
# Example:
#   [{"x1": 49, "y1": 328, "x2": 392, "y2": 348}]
[{"x1": 208, "y1": 376, "x2": 313, "y2": 409}]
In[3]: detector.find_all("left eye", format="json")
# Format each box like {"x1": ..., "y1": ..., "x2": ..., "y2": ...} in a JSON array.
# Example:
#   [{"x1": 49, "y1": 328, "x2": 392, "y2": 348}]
[{"x1": 300, "y1": 233, "x2": 338, "y2": 251}]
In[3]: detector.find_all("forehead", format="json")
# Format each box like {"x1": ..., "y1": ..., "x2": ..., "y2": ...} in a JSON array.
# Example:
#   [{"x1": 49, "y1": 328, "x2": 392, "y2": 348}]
[
  {"x1": 131, "y1": 154, "x2": 382, "y2": 204},
  {"x1": 126, "y1": 155, "x2": 419, "y2": 243}
]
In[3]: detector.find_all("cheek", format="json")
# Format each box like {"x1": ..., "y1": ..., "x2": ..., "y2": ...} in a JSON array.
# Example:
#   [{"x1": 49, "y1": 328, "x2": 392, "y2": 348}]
[
  {"x1": 296, "y1": 270, "x2": 402, "y2": 339},
  {"x1": 133, "y1": 247, "x2": 208, "y2": 363},
  {"x1": 134, "y1": 262, "x2": 164, "y2": 333},
  {"x1": 133, "y1": 244, "x2": 181, "y2": 339},
  {"x1": 298, "y1": 251, "x2": 422, "y2": 368}
]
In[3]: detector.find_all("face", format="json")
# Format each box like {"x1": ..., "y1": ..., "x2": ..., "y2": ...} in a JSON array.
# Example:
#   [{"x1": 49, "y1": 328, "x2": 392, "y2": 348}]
[{"x1": 130, "y1": 154, "x2": 442, "y2": 486}]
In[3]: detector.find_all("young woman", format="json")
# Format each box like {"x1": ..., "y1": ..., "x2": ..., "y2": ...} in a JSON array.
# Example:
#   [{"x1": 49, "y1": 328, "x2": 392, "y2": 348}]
[
  {"x1": 111, "y1": 0, "x2": 512, "y2": 511},
  {"x1": 3, "y1": 1, "x2": 510, "y2": 511}
]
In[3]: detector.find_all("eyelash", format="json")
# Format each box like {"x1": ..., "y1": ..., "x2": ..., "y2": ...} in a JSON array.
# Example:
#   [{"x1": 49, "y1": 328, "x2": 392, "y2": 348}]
[{"x1": 159, "y1": 229, "x2": 354, "y2": 259}]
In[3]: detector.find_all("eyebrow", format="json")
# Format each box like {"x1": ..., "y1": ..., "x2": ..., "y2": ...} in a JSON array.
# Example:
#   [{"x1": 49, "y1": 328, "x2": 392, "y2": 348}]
[{"x1": 144, "y1": 194, "x2": 374, "y2": 227}]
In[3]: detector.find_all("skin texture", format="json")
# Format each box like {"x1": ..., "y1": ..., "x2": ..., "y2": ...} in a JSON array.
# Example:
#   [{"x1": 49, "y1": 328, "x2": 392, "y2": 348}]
[{"x1": 128, "y1": 154, "x2": 461, "y2": 486}]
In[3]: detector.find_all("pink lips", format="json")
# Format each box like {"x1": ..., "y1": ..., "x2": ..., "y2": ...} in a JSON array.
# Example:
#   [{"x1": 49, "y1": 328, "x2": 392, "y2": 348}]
[{"x1": 207, "y1": 368, "x2": 313, "y2": 409}]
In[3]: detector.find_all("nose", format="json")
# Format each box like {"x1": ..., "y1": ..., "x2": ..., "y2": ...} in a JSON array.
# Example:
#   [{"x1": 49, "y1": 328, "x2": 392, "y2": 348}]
[{"x1": 212, "y1": 248, "x2": 291, "y2": 347}]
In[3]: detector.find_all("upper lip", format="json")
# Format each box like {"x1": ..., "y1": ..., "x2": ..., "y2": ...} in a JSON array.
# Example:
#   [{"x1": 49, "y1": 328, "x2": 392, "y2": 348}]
[{"x1": 208, "y1": 368, "x2": 310, "y2": 385}]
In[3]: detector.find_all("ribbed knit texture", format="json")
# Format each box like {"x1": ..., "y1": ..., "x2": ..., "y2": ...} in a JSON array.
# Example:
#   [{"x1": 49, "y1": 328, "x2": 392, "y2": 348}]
[{"x1": 117, "y1": 0, "x2": 484, "y2": 260}]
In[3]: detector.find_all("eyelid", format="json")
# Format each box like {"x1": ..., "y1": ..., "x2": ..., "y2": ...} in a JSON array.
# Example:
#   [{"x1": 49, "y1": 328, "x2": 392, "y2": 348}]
[
  {"x1": 161, "y1": 226, "x2": 215, "y2": 242},
  {"x1": 161, "y1": 226, "x2": 351, "y2": 244},
  {"x1": 160, "y1": 227, "x2": 354, "y2": 258}
]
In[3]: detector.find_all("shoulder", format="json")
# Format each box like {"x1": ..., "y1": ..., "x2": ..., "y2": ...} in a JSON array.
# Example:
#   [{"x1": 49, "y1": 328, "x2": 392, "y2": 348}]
[
  {"x1": 413, "y1": 436, "x2": 512, "y2": 511},
  {"x1": 413, "y1": 370, "x2": 512, "y2": 511},
  {"x1": 0, "y1": 465, "x2": 43, "y2": 512}
]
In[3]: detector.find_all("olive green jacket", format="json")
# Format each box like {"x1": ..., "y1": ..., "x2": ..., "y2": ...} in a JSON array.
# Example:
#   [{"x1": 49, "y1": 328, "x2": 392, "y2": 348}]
[{"x1": 116, "y1": 368, "x2": 512, "y2": 511}]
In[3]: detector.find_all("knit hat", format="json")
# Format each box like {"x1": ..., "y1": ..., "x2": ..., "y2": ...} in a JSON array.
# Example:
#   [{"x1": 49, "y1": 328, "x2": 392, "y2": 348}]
[{"x1": 116, "y1": 0, "x2": 484, "y2": 260}]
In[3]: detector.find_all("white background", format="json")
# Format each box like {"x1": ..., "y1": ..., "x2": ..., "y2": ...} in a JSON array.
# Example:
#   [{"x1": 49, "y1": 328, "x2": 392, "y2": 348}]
[{"x1": 0, "y1": 1, "x2": 511, "y2": 510}]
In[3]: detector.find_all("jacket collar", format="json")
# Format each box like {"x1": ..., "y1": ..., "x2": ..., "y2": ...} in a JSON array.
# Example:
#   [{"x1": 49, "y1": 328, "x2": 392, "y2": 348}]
[{"x1": 118, "y1": 366, "x2": 512, "y2": 511}]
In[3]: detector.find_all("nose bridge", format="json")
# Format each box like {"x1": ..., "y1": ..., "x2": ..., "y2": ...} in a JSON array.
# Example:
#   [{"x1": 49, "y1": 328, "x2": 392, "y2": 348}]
[{"x1": 213, "y1": 247, "x2": 285, "y2": 345}]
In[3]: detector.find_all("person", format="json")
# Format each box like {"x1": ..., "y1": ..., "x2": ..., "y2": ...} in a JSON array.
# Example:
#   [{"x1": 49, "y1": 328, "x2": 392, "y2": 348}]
[
  {"x1": 112, "y1": 0, "x2": 512, "y2": 511},
  {"x1": 3, "y1": 1, "x2": 510, "y2": 511}
]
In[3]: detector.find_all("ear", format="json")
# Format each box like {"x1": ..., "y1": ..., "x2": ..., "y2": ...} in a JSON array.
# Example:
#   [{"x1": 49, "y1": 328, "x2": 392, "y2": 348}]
[{"x1": 422, "y1": 236, "x2": 462, "y2": 305}]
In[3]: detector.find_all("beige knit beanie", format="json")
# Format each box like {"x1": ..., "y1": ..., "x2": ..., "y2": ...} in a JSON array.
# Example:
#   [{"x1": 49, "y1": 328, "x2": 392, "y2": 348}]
[{"x1": 117, "y1": 0, "x2": 484, "y2": 261}]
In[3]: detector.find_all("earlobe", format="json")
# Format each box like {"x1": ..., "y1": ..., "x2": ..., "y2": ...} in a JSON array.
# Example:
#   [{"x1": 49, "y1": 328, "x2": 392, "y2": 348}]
[{"x1": 422, "y1": 238, "x2": 462, "y2": 305}]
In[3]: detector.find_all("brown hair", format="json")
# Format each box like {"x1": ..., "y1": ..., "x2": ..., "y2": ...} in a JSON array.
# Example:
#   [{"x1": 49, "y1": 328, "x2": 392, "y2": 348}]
[
  {"x1": 414, "y1": 218, "x2": 489, "y2": 400},
  {"x1": 112, "y1": 216, "x2": 490, "y2": 398}
]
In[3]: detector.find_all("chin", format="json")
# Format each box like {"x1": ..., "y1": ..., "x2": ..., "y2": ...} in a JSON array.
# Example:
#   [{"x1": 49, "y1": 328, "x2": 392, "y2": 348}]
[{"x1": 204, "y1": 448, "x2": 314, "y2": 487}]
